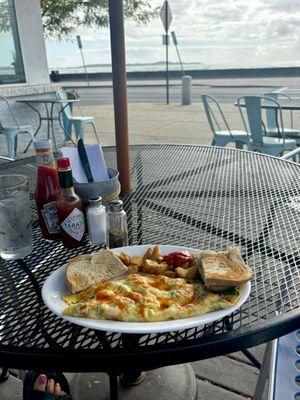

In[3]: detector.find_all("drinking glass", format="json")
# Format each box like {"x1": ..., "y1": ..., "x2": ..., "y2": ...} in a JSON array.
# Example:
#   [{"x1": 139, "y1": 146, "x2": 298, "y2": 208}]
[{"x1": 0, "y1": 175, "x2": 32, "y2": 260}]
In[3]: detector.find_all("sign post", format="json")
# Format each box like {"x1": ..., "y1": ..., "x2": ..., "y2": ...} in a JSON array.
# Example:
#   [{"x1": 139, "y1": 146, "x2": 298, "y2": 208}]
[
  {"x1": 171, "y1": 31, "x2": 185, "y2": 76},
  {"x1": 76, "y1": 35, "x2": 89, "y2": 86},
  {"x1": 160, "y1": 1, "x2": 172, "y2": 105}
]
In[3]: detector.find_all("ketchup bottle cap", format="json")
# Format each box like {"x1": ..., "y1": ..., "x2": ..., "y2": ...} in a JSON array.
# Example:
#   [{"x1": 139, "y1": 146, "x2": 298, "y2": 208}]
[
  {"x1": 57, "y1": 157, "x2": 70, "y2": 169},
  {"x1": 34, "y1": 140, "x2": 52, "y2": 150}
]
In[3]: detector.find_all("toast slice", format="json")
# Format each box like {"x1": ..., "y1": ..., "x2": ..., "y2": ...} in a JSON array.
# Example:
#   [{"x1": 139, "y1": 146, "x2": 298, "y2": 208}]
[
  {"x1": 66, "y1": 249, "x2": 128, "y2": 293},
  {"x1": 193, "y1": 246, "x2": 252, "y2": 291}
]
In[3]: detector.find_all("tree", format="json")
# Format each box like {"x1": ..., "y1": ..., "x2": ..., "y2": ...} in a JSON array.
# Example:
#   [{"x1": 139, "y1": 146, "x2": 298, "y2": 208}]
[
  {"x1": 41, "y1": 0, "x2": 158, "y2": 37},
  {"x1": 0, "y1": 0, "x2": 10, "y2": 32}
]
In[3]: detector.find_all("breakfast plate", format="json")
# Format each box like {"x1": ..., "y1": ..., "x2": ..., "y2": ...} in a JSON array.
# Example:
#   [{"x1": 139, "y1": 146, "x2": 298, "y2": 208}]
[{"x1": 42, "y1": 245, "x2": 251, "y2": 334}]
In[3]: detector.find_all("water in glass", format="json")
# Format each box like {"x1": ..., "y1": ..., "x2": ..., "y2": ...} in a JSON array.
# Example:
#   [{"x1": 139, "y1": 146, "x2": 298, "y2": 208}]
[{"x1": 0, "y1": 175, "x2": 32, "y2": 260}]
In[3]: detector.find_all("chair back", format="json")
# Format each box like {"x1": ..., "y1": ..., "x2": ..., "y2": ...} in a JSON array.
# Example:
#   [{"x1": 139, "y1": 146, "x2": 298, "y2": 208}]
[
  {"x1": 262, "y1": 92, "x2": 293, "y2": 130},
  {"x1": 262, "y1": 92, "x2": 278, "y2": 131},
  {"x1": 237, "y1": 96, "x2": 285, "y2": 148},
  {"x1": 201, "y1": 94, "x2": 232, "y2": 136},
  {"x1": 56, "y1": 90, "x2": 77, "y2": 119},
  {"x1": 0, "y1": 95, "x2": 20, "y2": 129}
]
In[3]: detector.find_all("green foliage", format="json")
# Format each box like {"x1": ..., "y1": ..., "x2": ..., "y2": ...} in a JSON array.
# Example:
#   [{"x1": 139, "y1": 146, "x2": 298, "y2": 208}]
[
  {"x1": 41, "y1": 0, "x2": 158, "y2": 38},
  {"x1": 0, "y1": 0, "x2": 11, "y2": 33}
]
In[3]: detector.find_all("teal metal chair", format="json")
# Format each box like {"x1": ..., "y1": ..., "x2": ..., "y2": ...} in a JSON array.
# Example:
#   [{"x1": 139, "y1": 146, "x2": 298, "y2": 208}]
[
  {"x1": 56, "y1": 90, "x2": 100, "y2": 144},
  {"x1": 262, "y1": 92, "x2": 300, "y2": 143},
  {"x1": 237, "y1": 96, "x2": 296, "y2": 157},
  {"x1": 253, "y1": 330, "x2": 300, "y2": 400},
  {"x1": 0, "y1": 95, "x2": 35, "y2": 159},
  {"x1": 201, "y1": 95, "x2": 249, "y2": 148}
]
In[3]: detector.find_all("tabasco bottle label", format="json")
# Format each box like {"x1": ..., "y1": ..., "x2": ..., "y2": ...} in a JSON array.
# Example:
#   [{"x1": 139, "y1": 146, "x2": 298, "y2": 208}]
[
  {"x1": 41, "y1": 201, "x2": 60, "y2": 234},
  {"x1": 61, "y1": 208, "x2": 85, "y2": 241}
]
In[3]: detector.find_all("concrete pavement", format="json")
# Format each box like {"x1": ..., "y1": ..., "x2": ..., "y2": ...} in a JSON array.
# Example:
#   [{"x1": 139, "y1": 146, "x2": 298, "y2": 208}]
[
  {"x1": 0, "y1": 344, "x2": 268, "y2": 399},
  {"x1": 78, "y1": 99, "x2": 300, "y2": 149}
]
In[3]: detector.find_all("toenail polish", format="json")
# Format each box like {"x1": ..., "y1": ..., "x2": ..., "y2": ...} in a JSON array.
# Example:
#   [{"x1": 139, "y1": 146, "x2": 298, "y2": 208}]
[{"x1": 38, "y1": 375, "x2": 47, "y2": 384}]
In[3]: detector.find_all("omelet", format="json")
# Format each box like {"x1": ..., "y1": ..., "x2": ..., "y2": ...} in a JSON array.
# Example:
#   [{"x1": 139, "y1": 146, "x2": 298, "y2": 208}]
[{"x1": 63, "y1": 274, "x2": 240, "y2": 322}]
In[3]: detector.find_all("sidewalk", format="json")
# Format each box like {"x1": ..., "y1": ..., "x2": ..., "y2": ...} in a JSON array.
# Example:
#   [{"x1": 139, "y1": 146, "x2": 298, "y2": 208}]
[
  {"x1": 76, "y1": 101, "x2": 300, "y2": 149},
  {"x1": 3, "y1": 97, "x2": 300, "y2": 157},
  {"x1": 81, "y1": 102, "x2": 215, "y2": 147}
]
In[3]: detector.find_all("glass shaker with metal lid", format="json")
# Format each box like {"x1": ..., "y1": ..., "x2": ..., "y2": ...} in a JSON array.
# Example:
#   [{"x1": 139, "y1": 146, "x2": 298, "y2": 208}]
[
  {"x1": 107, "y1": 199, "x2": 128, "y2": 248},
  {"x1": 86, "y1": 197, "x2": 107, "y2": 246}
]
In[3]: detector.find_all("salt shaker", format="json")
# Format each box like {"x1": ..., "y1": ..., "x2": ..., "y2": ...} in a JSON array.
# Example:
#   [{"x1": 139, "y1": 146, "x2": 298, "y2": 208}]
[
  {"x1": 86, "y1": 197, "x2": 107, "y2": 246},
  {"x1": 107, "y1": 199, "x2": 128, "y2": 248}
]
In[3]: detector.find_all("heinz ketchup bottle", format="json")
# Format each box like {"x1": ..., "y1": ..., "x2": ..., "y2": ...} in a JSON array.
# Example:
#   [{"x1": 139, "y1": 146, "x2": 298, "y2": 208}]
[
  {"x1": 34, "y1": 140, "x2": 61, "y2": 241},
  {"x1": 56, "y1": 157, "x2": 86, "y2": 248}
]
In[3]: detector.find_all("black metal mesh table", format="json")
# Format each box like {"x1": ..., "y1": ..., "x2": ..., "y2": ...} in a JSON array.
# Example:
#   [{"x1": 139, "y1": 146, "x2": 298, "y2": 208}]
[{"x1": 0, "y1": 144, "x2": 299, "y2": 375}]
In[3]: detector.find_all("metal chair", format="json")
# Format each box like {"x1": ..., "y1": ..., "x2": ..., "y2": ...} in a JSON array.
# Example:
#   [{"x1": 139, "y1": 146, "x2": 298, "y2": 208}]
[
  {"x1": 56, "y1": 89, "x2": 100, "y2": 144},
  {"x1": 253, "y1": 330, "x2": 300, "y2": 400},
  {"x1": 262, "y1": 92, "x2": 300, "y2": 143},
  {"x1": 0, "y1": 95, "x2": 35, "y2": 159},
  {"x1": 237, "y1": 96, "x2": 297, "y2": 157},
  {"x1": 201, "y1": 94, "x2": 249, "y2": 149}
]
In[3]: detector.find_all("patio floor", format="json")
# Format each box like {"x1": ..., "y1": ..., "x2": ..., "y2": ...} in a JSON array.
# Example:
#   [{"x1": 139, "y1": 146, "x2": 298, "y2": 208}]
[{"x1": 0, "y1": 342, "x2": 267, "y2": 399}]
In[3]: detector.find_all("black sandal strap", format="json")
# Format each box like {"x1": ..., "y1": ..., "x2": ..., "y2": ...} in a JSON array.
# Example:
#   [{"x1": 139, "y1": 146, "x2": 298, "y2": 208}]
[{"x1": 23, "y1": 371, "x2": 72, "y2": 400}]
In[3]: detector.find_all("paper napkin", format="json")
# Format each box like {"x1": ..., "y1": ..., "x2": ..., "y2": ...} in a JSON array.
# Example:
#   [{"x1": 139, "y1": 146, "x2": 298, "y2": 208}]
[{"x1": 60, "y1": 144, "x2": 110, "y2": 183}]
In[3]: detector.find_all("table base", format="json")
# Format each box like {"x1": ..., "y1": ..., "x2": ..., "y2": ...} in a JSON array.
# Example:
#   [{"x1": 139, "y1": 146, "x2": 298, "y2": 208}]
[{"x1": 68, "y1": 364, "x2": 196, "y2": 400}]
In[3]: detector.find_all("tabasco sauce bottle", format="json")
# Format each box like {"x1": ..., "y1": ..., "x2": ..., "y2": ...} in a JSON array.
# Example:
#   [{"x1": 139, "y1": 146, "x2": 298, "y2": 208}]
[
  {"x1": 56, "y1": 157, "x2": 86, "y2": 248},
  {"x1": 34, "y1": 140, "x2": 61, "y2": 241}
]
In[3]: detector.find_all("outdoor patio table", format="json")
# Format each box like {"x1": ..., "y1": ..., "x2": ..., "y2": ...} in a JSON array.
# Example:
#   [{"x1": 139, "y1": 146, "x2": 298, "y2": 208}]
[
  {"x1": 235, "y1": 99, "x2": 300, "y2": 110},
  {"x1": 17, "y1": 97, "x2": 80, "y2": 152},
  {"x1": 0, "y1": 144, "x2": 299, "y2": 400}
]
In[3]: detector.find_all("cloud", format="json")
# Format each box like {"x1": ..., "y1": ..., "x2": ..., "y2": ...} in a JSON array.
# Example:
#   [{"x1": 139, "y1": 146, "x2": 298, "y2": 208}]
[{"x1": 46, "y1": 0, "x2": 300, "y2": 69}]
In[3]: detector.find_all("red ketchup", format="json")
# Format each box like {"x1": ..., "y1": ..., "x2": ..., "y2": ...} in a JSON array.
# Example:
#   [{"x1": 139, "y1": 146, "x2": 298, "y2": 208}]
[
  {"x1": 34, "y1": 140, "x2": 60, "y2": 241},
  {"x1": 163, "y1": 251, "x2": 193, "y2": 267}
]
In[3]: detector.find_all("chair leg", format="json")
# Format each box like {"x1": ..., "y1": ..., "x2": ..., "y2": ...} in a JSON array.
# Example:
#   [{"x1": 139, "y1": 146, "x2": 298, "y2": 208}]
[
  {"x1": 14, "y1": 135, "x2": 18, "y2": 154},
  {"x1": 90, "y1": 121, "x2": 100, "y2": 144},
  {"x1": 5, "y1": 133, "x2": 17, "y2": 159},
  {"x1": 253, "y1": 340, "x2": 275, "y2": 400},
  {"x1": 28, "y1": 129, "x2": 35, "y2": 149},
  {"x1": 74, "y1": 123, "x2": 84, "y2": 142}
]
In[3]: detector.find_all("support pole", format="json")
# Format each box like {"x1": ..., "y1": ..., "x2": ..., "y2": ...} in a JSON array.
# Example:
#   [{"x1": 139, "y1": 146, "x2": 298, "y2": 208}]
[
  {"x1": 79, "y1": 48, "x2": 89, "y2": 86},
  {"x1": 165, "y1": 4, "x2": 169, "y2": 105},
  {"x1": 108, "y1": 0, "x2": 131, "y2": 194}
]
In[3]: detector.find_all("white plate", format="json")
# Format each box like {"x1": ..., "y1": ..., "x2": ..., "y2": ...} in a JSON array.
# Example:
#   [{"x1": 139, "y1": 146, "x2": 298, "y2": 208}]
[{"x1": 42, "y1": 245, "x2": 251, "y2": 334}]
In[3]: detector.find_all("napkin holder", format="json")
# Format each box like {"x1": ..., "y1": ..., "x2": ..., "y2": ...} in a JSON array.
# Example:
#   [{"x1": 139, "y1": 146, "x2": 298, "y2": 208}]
[{"x1": 74, "y1": 168, "x2": 120, "y2": 205}]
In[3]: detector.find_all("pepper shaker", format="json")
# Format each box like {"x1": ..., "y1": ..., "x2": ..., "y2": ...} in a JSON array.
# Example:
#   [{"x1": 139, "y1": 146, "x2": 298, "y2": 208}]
[
  {"x1": 107, "y1": 199, "x2": 128, "y2": 248},
  {"x1": 86, "y1": 197, "x2": 107, "y2": 246}
]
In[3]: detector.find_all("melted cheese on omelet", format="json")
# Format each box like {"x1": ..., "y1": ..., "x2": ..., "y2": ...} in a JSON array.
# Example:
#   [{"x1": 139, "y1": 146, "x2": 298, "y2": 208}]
[{"x1": 63, "y1": 274, "x2": 240, "y2": 322}]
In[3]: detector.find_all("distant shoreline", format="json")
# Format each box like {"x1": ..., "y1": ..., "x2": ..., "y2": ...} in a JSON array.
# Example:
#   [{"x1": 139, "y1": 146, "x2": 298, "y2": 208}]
[{"x1": 51, "y1": 66, "x2": 300, "y2": 82}]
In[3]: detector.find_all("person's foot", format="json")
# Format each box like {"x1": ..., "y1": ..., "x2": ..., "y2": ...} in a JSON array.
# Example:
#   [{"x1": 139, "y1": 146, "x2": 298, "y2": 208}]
[{"x1": 33, "y1": 374, "x2": 66, "y2": 397}]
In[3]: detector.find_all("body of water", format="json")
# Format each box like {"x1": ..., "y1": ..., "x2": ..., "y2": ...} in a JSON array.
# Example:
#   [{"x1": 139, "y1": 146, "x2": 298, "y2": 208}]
[{"x1": 50, "y1": 60, "x2": 300, "y2": 74}]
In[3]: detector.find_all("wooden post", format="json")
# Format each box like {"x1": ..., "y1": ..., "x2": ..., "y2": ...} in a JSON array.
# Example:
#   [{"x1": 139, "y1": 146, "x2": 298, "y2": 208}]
[{"x1": 108, "y1": 0, "x2": 131, "y2": 194}]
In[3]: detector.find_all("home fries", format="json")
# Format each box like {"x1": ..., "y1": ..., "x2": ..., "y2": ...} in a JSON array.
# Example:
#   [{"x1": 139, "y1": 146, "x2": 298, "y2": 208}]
[{"x1": 62, "y1": 245, "x2": 252, "y2": 323}]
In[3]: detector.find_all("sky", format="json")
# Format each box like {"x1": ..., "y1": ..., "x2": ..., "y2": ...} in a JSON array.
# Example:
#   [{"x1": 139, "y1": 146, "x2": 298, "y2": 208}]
[{"x1": 44, "y1": 0, "x2": 300, "y2": 70}]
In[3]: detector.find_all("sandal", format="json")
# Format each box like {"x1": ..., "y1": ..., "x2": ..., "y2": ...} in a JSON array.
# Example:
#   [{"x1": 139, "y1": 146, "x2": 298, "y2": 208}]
[{"x1": 23, "y1": 371, "x2": 73, "y2": 400}]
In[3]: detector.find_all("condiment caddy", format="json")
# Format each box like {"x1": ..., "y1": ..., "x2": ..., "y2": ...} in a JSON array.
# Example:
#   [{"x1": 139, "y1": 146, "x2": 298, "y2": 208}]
[{"x1": 34, "y1": 140, "x2": 128, "y2": 249}]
